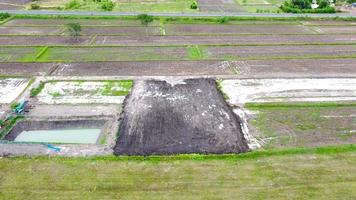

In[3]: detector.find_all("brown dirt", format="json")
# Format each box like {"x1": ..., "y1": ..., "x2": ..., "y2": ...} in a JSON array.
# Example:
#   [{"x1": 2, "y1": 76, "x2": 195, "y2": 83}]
[
  {"x1": 312, "y1": 26, "x2": 356, "y2": 34},
  {"x1": 198, "y1": 0, "x2": 246, "y2": 12},
  {"x1": 204, "y1": 45, "x2": 356, "y2": 59},
  {"x1": 0, "y1": 62, "x2": 55, "y2": 76},
  {"x1": 165, "y1": 24, "x2": 314, "y2": 35},
  {"x1": 115, "y1": 78, "x2": 249, "y2": 155},
  {"x1": 4, "y1": 19, "x2": 160, "y2": 26},
  {"x1": 50, "y1": 61, "x2": 236, "y2": 76},
  {"x1": 94, "y1": 34, "x2": 356, "y2": 45},
  {"x1": 0, "y1": 36, "x2": 91, "y2": 45},
  {"x1": 231, "y1": 58, "x2": 356, "y2": 78},
  {"x1": 81, "y1": 26, "x2": 161, "y2": 36},
  {"x1": 0, "y1": 27, "x2": 62, "y2": 35}
]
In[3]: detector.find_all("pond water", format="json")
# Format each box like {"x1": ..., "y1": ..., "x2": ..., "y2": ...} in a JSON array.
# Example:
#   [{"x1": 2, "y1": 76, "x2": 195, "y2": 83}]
[{"x1": 14, "y1": 129, "x2": 101, "y2": 144}]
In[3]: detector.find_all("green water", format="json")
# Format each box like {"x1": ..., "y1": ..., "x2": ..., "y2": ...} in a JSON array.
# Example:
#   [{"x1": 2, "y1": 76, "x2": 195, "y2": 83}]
[{"x1": 14, "y1": 129, "x2": 101, "y2": 144}]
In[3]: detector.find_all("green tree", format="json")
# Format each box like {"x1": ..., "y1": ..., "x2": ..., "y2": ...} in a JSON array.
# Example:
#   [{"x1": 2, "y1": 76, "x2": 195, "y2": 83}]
[{"x1": 137, "y1": 14, "x2": 154, "y2": 26}]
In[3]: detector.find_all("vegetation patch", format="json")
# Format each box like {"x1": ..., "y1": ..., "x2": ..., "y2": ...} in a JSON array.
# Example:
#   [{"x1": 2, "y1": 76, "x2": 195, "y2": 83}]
[{"x1": 30, "y1": 81, "x2": 45, "y2": 97}]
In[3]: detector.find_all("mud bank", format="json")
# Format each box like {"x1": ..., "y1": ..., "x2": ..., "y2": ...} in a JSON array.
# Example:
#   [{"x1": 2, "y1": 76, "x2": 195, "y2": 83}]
[{"x1": 114, "y1": 78, "x2": 249, "y2": 155}]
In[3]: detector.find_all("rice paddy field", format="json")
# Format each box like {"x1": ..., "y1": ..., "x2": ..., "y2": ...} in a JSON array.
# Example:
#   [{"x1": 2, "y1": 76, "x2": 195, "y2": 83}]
[{"x1": 0, "y1": 15, "x2": 355, "y2": 199}]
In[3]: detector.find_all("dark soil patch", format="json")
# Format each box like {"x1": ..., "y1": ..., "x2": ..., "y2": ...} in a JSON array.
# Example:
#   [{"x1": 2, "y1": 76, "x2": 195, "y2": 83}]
[
  {"x1": 0, "y1": 62, "x2": 55, "y2": 76},
  {"x1": 312, "y1": 26, "x2": 356, "y2": 34},
  {"x1": 198, "y1": 0, "x2": 246, "y2": 12},
  {"x1": 114, "y1": 78, "x2": 249, "y2": 155},
  {"x1": 230, "y1": 58, "x2": 356, "y2": 78},
  {"x1": 0, "y1": 27, "x2": 62, "y2": 35},
  {"x1": 94, "y1": 34, "x2": 356, "y2": 46},
  {"x1": 165, "y1": 24, "x2": 314, "y2": 35},
  {"x1": 81, "y1": 26, "x2": 160, "y2": 36},
  {"x1": 0, "y1": 36, "x2": 91, "y2": 45},
  {"x1": 51, "y1": 61, "x2": 235, "y2": 76},
  {"x1": 4, "y1": 19, "x2": 160, "y2": 26},
  {"x1": 204, "y1": 45, "x2": 356, "y2": 59}
]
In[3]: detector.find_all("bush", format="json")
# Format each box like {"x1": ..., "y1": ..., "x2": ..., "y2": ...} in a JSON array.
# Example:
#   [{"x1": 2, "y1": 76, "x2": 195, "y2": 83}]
[
  {"x1": 65, "y1": 23, "x2": 82, "y2": 38},
  {"x1": 30, "y1": 81, "x2": 45, "y2": 97},
  {"x1": 30, "y1": 3, "x2": 40, "y2": 10},
  {"x1": 190, "y1": 2, "x2": 198, "y2": 9},
  {"x1": 137, "y1": 14, "x2": 154, "y2": 25},
  {"x1": 347, "y1": 0, "x2": 356, "y2": 3},
  {"x1": 65, "y1": 0, "x2": 81, "y2": 9},
  {"x1": 101, "y1": 0, "x2": 115, "y2": 11},
  {"x1": 318, "y1": 0, "x2": 330, "y2": 8},
  {"x1": 0, "y1": 13, "x2": 10, "y2": 21},
  {"x1": 217, "y1": 17, "x2": 229, "y2": 24}
]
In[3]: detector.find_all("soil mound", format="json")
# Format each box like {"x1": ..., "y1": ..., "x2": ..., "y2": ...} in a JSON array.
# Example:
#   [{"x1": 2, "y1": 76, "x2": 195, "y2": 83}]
[{"x1": 114, "y1": 78, "x2": 249, "y2": 155}]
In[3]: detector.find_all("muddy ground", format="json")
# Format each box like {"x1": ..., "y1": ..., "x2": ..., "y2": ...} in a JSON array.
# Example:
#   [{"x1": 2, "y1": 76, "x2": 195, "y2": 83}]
[
  {"x1": 0, "y1": 36, "x2": 91, "y2": 45},
  {"x1": 0, "y1": 62, "x2": 55, "y2": 76},
  {"x1": 312, "y1": 26, "x2": 356, "y2": 34},
  {"x1": 0, "y1": 26, "x2": 62, "y2": 35},
  {"x1": 115, "y1": 78, "x2": 249, "y2": 155},
  {"x1": 164, "y1": 24, "x2": 314, "y2": 35},
  {"x1": 198, "y1": 0, "x2": 246, "y2": 12},
  {"x1": 4, "y1": 19, "x2": 160, "y2": 26}
]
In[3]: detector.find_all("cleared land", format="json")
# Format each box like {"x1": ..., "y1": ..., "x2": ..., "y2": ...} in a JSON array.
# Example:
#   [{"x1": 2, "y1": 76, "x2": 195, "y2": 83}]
[
  {"x1": 249, "y1": 105, "x2": 356, "y2": 149},
  {"x1": 198, "y1": 0, "x2": 246, "y2": 12},
  {"x1": 0, "y1": 148, "x2": 355, "y2": 199},
  {"x1": 0, "y1": 78, "x2": 29, "y2": 104}
]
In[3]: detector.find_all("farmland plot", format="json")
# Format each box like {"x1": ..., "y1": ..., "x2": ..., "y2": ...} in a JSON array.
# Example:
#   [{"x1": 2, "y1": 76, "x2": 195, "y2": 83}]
[{"x1": 37, "y1": 80, "x2": 132, "y2": 104}]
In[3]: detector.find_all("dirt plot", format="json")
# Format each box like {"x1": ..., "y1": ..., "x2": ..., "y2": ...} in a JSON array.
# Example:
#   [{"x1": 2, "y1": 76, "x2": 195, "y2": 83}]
[
  {"x1": 312, "y1": 26, "x2": 356, "y2": 34},
  {"x1": 302, "y1": 20, "x2": 356, "y2": 26},
  {"x1": 80, "y1": 26, "x2": 161, "y2": 36},
  {"x1": 0, "y1": 78, "x2": 29, "y2": 104},
  {"x1": 39, "y1": 46, "x2": 188, "y2": 62},
  {"x1": 0, "y1": 36, "x2": 91, "y2": 45},
  {"x1": 203, "y1": 45, "x2": 356, "y2": 59},
  {"x1": 0, "y1": 3, "x2": 24, "y2": 10},
  {"x1": 221, "y1": 78, "x2": 356, "y2": 104},
  {"x1": 229, "y1": 59, "x2": 356, "y2": 78},
  {"x1": 4, "y1": 19, "x2": 160, "y2": 26},
  {"x1": 51, "y1": 61, "x2": 235, "y2": 76},
  {"x1": 0, "y1": 62, "x2": 55, "y2": 76},
  {"x1": 0, "y1": 47, "x2": 39, "y2": 62},
  {"x1": 249, "y1": 106, "x2": 356, "y2": 149},
  {"x1": 198, "y1": 0, "x2": 246, "y2": 12},
  {"x1": 94, "y1": 34, "x2": 356, "y2": 45},
  {"x1": 115, "y1": 78, "x2": 249, "y2": 155},
  {"x1": 0, "y1": 26, "x2": 62, "y2": 35},
  {"x1": 164, "y1": 24, "x2": 314, "y2": 35}
]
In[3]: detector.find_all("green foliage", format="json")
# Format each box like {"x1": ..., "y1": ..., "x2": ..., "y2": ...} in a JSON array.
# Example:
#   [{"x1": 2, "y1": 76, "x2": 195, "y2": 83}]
[
  {"x1": 0, "y1": 115, "x2": 24, "y2": 139},
  {"x1": 30, "y1": 81, "x2": 45, "y2": 97},
  {"x1": 65, "y1": 22, "x2": 82, "y2": 38},
  {"x1": 101, "y1": 80, "x2": 133, "y2": 96},
  {"x1": 216, "y1": 79, "x2": 229, "y2": 100},
  {"x1": 0, "y1": 13, "x2": 10, "y2": 21},
  {"x1": 281, "y1": 0, "x2": 335, "y2": 13},
  {"x1": 137, "y1": 14, "x2": 154, "y2": 25},
  {"x1": 217, "y1": 16, "x2": 229, "y2": 24},
  {"x1": 30, "y1": 3, "x2": 40, "y2": 10},
  {"x1": 10, "y1": 102, "x2": 20, "y2": 110},
  {"x1": 101, "y1": 0, "x2": 115, "y2": 11},
  {"x1": 190, "y1": 2, "x2": 198, "y2": 9},
  {"x1": 65, "y1": 0, "x2": 81, "y2": 9},
  {"x1": 347, "y1": 0, "x2": 356, "y2": 3}
]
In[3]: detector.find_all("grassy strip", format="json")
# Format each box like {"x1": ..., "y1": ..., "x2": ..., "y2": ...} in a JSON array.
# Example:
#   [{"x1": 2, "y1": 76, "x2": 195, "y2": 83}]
[
  {"x1": 246, "y1": 101, "x2": 356, "y2": 109},
  {"x1": 11, "y1": 14, "x2": 356, "y2": 22},
  {"x1": 0, "y1": 115, "x2": 24, "y2": 139},
  {"x1": 216, "y1": 79, "x2": 229, "y2": 100},
  {"x1": 5, "y1": 144, "x2": 356, "y2": 161},
  {"x1": 34, "y1": 46, "x2": 49, "y2": 60}
]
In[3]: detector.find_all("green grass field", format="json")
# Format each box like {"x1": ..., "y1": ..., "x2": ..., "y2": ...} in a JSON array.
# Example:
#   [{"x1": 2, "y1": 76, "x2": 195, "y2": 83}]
[{"x1": 0, "y1": 145, "x2": 355, "y2": 199}]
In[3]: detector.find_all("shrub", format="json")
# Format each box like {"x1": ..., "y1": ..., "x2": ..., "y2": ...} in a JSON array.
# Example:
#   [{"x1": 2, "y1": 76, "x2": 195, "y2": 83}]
[
  {"x1": 0, "y1": 13, "x2": 10, "y2": 21},
  {"x1": 101, "y1": 0, "x2": 115, "y2": 11},
  {"x1": 190, "y1": 2, "x2": 198, "y2": 9},
  {"x1": 65, "y1": 0, "x2": 81, "y2": 9},
  {"x1": 65, "y1": 23, "x2": 82, "y2": 39},
  {"x1": 347, "y1": 0, "x2": 356, "y2": 3},
  {"x1": 217, "y1": 16, "x2": 229, "y2": 24},
  {"x1": 137, "y1": 14, "x2": 154, "y2": 26},
  {"x1": 30, "y1": 81, "x2": 45, "y2": 97},
  {"x1": 280, "y1": 0, "x2": 335, "y2": 13},
  {"x1": 318, "y1": 0, "x2": 330, "y2": 8},
  {"x1": 30, "y1": 3, "x2": 40, "y2": 10}
]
